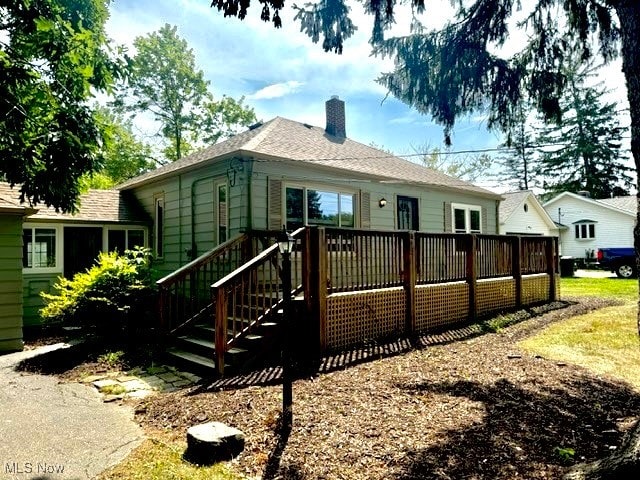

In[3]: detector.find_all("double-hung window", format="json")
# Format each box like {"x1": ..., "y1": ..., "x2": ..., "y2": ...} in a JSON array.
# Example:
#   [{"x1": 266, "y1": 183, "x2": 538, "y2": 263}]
[
  {"x1": 452, "y1": 203, "x2": 482, "y2": 233},
  {"x1": 286, "y1": 187, "x2": 355, "y2": 229},
  {"x1": 23, "y1": 226, "x2": 59, "y2": 272}
]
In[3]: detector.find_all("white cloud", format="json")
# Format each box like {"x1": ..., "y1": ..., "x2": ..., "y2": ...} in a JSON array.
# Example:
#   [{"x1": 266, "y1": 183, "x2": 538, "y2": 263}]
[{"x1": 247, "y1": 81, "x2": 304, "y2": 100}]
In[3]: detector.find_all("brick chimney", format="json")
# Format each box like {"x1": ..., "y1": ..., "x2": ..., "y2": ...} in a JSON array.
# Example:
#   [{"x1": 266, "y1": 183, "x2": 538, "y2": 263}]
[{"x1": 325, "y1": 96, "x2": 346, "y2": 138}]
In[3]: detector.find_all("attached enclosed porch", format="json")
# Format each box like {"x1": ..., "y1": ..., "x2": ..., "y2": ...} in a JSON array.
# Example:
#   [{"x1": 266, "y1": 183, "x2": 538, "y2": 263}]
[{"x1": 157, "y1": 227, "x2": 559, "y2": 376}]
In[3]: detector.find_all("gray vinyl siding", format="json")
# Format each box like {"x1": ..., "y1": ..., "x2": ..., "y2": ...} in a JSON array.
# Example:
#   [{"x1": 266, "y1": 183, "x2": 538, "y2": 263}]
[
  {"x1": 0, "y1": 215, "x2": 23, "y2": 351},
  {"x1": 252, "y1": 161, "x2": 499, "y2": 233},
  {"x1": 127, "y1": 157, "x2": 248, "y2": 278}
]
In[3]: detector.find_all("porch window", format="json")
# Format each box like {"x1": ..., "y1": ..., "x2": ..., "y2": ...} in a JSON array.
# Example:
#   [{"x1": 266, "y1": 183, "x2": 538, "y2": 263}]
[
  {"x1": 286, "y1": 187, "x2": 354, "y2": 229},
  {"x1": 154, "y1": 196, "x2": 164, "y2": 258},
  {"x1": 452, "y1": 203, "x2": 482, "y2": 233},
  {"x1": 107, "y1": 229, "x2": 146, "y2": 253},
  {"x1": 23, "y1": 227, "x2": 57, "y2": 270}
]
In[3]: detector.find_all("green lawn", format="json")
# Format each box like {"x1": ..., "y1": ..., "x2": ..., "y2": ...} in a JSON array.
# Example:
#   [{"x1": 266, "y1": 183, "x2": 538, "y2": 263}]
[
  {"x1": 97, "y1": 439, "x2": 243, "y2": 480},
  {"x1": 521, "y1": 276, "x2": 640, "y2": 390},
  {"x1": 559, "y1": 276, "x2": 638, "y2": 300}
]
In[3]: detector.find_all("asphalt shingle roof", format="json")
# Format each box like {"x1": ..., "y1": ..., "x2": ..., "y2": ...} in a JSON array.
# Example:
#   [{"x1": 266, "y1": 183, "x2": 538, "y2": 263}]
[
  {"x1": 118, "y1": 117, "x2": 501, "y2": 199},
  {"x1": 499, "y1": 191, "x2": 531, "y2": 223},
  {"x1": 597, "y1": 196, "x2": 636, "y2": 213},
  {"x1": 0, "y1": 183, "x2": 150, "y2": 224}
]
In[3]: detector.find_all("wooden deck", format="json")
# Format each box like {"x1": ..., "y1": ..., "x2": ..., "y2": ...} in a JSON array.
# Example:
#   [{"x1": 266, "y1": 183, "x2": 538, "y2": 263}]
[{"x1": 158, "y1": 227, "x2": 558, "y2": 375}]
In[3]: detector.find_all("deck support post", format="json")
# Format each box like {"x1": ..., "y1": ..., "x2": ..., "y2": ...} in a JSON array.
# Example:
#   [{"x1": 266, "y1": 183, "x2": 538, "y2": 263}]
[
  {"x1": 467, "y1": 234, "x2": 478, "y2": 321},
  {"x1": 512, "y1": 236, "x2": 522, "y2": 308},
  {"x1": 547, "y1": 237, "x2": 558, "y2": 300},
  {"x1": 403, "y1": 231, "x2": 417, "y2": 335},
  {"x1": 214, "y1": 286, "x2": 228, "y2": 375},
  {"x1": 307, "y1": 227, "x2": 328, "y2": 355}
]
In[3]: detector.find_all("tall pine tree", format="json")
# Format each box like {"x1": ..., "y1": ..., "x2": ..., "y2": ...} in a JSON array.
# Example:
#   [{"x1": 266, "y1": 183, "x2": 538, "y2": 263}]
[
  {"x1": 535, "y1": 66, "x2": 632, "y2": 199},
  {"x1": 496, "y1": 106, "x2": 537, "y2": 191}
]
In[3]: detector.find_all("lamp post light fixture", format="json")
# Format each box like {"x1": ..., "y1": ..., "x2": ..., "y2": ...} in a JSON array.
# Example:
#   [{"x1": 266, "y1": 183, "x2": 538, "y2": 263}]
[{"x1": 276, "y1": 227, "x2": 294, "y2": 430}]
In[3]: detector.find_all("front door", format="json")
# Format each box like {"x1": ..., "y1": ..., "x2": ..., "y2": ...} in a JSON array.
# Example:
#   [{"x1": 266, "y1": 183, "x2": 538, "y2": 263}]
[
  {"x1": 397, "y1": 196, "x2": 419, "y2": 230},
  {"x1": 64, "y1": 227, "x2": 103, "y2": 278}
]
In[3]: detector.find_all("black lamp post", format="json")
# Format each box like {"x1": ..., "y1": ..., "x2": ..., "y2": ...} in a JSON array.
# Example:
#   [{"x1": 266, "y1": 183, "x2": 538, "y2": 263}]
[{"x1": 276, "y1": 227, "x2": 295, "y2": 430}]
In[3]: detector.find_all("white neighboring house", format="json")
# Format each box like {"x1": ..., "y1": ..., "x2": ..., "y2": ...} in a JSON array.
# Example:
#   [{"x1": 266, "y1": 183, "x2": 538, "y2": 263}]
[
  {"x1": 543, "y1": 191, "x2": 636, "y2": 261},
  {"x1": 499, "y1": 191, "x2": 559, "y2": 237}
]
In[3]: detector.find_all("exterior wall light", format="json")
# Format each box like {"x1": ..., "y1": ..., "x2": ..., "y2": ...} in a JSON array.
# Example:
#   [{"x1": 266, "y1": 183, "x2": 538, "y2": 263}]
[{"x1": 379, "y1": 198, "x2": 387, "y2": 208}]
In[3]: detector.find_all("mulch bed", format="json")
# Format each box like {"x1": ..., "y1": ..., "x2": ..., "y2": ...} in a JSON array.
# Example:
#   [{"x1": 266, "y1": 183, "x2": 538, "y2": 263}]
[{"x1": 134, "y1": 297, "x2": 640, "y2": 479}]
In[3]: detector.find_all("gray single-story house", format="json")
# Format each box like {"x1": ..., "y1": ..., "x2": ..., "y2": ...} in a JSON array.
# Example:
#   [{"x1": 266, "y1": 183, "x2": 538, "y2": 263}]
[{"x1": 1, "y1": 96, "x2": 506, "y2": 353}]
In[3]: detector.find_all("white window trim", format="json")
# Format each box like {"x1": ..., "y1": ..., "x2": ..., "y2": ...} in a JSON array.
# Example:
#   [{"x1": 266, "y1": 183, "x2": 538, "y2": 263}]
[
  {"x1": 154, "y1": 195, "x2": 165, "y2": 259},
  {"x1": 451, "y1": 203, "x2": 482, "y2": 234},
  {"x1": 22, "y1": 223, "x2": 63, "y2": 274},
  {"x1": 574, "y1": 222, "x2": 596, "y2": 240},
  {"x1": 285, "y1": 183, "x2": 358, "y2": 228}
]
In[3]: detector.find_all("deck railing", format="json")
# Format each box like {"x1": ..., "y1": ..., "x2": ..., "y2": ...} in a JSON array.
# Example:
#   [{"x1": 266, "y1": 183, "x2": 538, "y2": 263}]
[
  {"x1": 157, "y1": 234, "x2": 253, "y2": 334},
  {"x1": 159, "y1": 226, "x2": 558, "y2": 375},
  {"x1": 305, "y1": 227, "x2": 558, "y2": 351},
  {"x1": 211, "y1": 227, "x2": 306, "y2": 374}
]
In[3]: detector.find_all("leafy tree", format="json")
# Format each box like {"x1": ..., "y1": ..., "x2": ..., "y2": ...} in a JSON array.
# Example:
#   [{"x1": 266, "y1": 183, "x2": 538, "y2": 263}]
[
  {"x1": 116, "y1": 24, "x2": 256, "y2": 162},
  {"x1": 418, "y1": 145, "x2": 492, "y2": 182},
  {"x1": 0, "y1": 0, "x2": 125, "y2": 211},
  {"x1": 82, "y1": 108, "x2": 156, "y2": 188},
  {"x1": 535, "y1": 67, "x2": 632, "y2": 199}
]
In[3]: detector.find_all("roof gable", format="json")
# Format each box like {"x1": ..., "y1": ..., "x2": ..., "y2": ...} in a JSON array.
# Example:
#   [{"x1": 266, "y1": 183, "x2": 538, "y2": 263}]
[
  {"x1": 543, "y1": 191, "x2": 636, "y2": 218},
  {"x1": 500, "y1": 190, "x2": 557, "y2": 230}
]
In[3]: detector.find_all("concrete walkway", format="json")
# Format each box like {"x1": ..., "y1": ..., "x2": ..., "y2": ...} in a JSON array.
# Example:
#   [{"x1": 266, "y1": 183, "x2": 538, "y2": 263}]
[{"x1": 0, "y1": 344, "x2": 144, "y2": 480}]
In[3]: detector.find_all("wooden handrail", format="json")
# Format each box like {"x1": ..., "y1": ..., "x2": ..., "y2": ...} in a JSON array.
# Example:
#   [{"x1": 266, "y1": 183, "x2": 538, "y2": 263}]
[
  {"x1": 211, "y1": 227, "x2": 305, "y2": 375},
  {"x1": 157, "y1": 234, "x2": 249, "y2": 288}
]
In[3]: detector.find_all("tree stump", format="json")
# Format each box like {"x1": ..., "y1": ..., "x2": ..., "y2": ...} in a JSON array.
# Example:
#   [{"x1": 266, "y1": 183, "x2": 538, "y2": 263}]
[
  {"x1": 183, "y1": 422, "x2": 245, "y2": 465},
  {"x1": 564, "y1": 420, "x2": 640, "y2": 480}
]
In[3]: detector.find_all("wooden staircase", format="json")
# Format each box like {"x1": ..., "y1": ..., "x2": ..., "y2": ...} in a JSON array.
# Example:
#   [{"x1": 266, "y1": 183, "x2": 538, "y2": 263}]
[
  {"x1": 166, "y1": 289, "x2": 285, "y2": 375},
  {"x1": 157, "y1": 228, "x2": 305, "y2": 377}
]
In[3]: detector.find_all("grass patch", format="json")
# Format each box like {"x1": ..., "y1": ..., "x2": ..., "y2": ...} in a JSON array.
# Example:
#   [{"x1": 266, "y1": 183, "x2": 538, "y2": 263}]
[
  {"x1": 98, "y1": 384, "x2": 126, "y2": 396},
  {"x1": 560, "y1": 277, "x2": 637, "y2": 301},
  {"x1": 521, "y1": 276, "x2": 640, "y2": 390},
  {"x1": 97, "y1": 438, "x2": 242, "y2": 480}
]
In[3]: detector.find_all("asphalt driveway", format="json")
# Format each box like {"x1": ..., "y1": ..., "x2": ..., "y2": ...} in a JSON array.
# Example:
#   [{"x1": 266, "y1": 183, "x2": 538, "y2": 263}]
[{"x1": 0, "y1": 344, "x2": 144, "y2": 480}]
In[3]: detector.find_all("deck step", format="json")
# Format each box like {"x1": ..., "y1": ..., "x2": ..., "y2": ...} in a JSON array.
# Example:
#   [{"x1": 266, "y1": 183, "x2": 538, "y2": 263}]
[{"x1": 166, "y1": 347, "x2": 218, "y2": 375}]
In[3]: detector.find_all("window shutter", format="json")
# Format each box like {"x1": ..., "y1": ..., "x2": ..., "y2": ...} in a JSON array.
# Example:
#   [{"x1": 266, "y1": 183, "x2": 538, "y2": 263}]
[
  {"x1": 443, "y1": 202, "x2": 452, "y2": 232},
  {"x1": 268, "y1": 178, "x2": 282, "y2": 230},
  {"x1": 360, "y1": 191, "x2": 371, "y2": 228}
]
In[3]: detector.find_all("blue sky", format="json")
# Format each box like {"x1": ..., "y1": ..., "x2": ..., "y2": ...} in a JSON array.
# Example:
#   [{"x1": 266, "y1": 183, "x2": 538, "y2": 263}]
[{"x1": 105, "y1": 0, "x2": 630, "y2": 191}]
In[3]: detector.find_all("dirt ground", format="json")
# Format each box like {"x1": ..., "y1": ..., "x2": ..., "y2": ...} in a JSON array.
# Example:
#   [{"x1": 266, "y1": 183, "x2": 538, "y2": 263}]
[{"x1": 135, "y1": 297, "x2": 640, "y2": 479}]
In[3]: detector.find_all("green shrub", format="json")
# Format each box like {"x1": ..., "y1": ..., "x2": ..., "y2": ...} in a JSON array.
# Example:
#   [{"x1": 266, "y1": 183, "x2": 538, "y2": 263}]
[{"x1": 40, "y1": 247, "x2": 156, "y2": 335}]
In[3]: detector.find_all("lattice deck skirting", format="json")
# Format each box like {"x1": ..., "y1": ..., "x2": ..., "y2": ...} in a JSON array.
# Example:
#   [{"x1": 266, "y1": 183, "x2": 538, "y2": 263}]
[
  {"x1": 326, "y1": 287, "x2": 405, "y2": 350},
  {"x1": 324, "y1": 274, "x2": 556, "y2": 351},
  {"x1": 416, "y1": 282, "x2": 469, "y2": 331},
  {"x1": 477, "y1": 277, "x2": 516, "y2": 315},
  {"x1": 522, "y1": 273, "x2": 551, "y2": 305}
]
